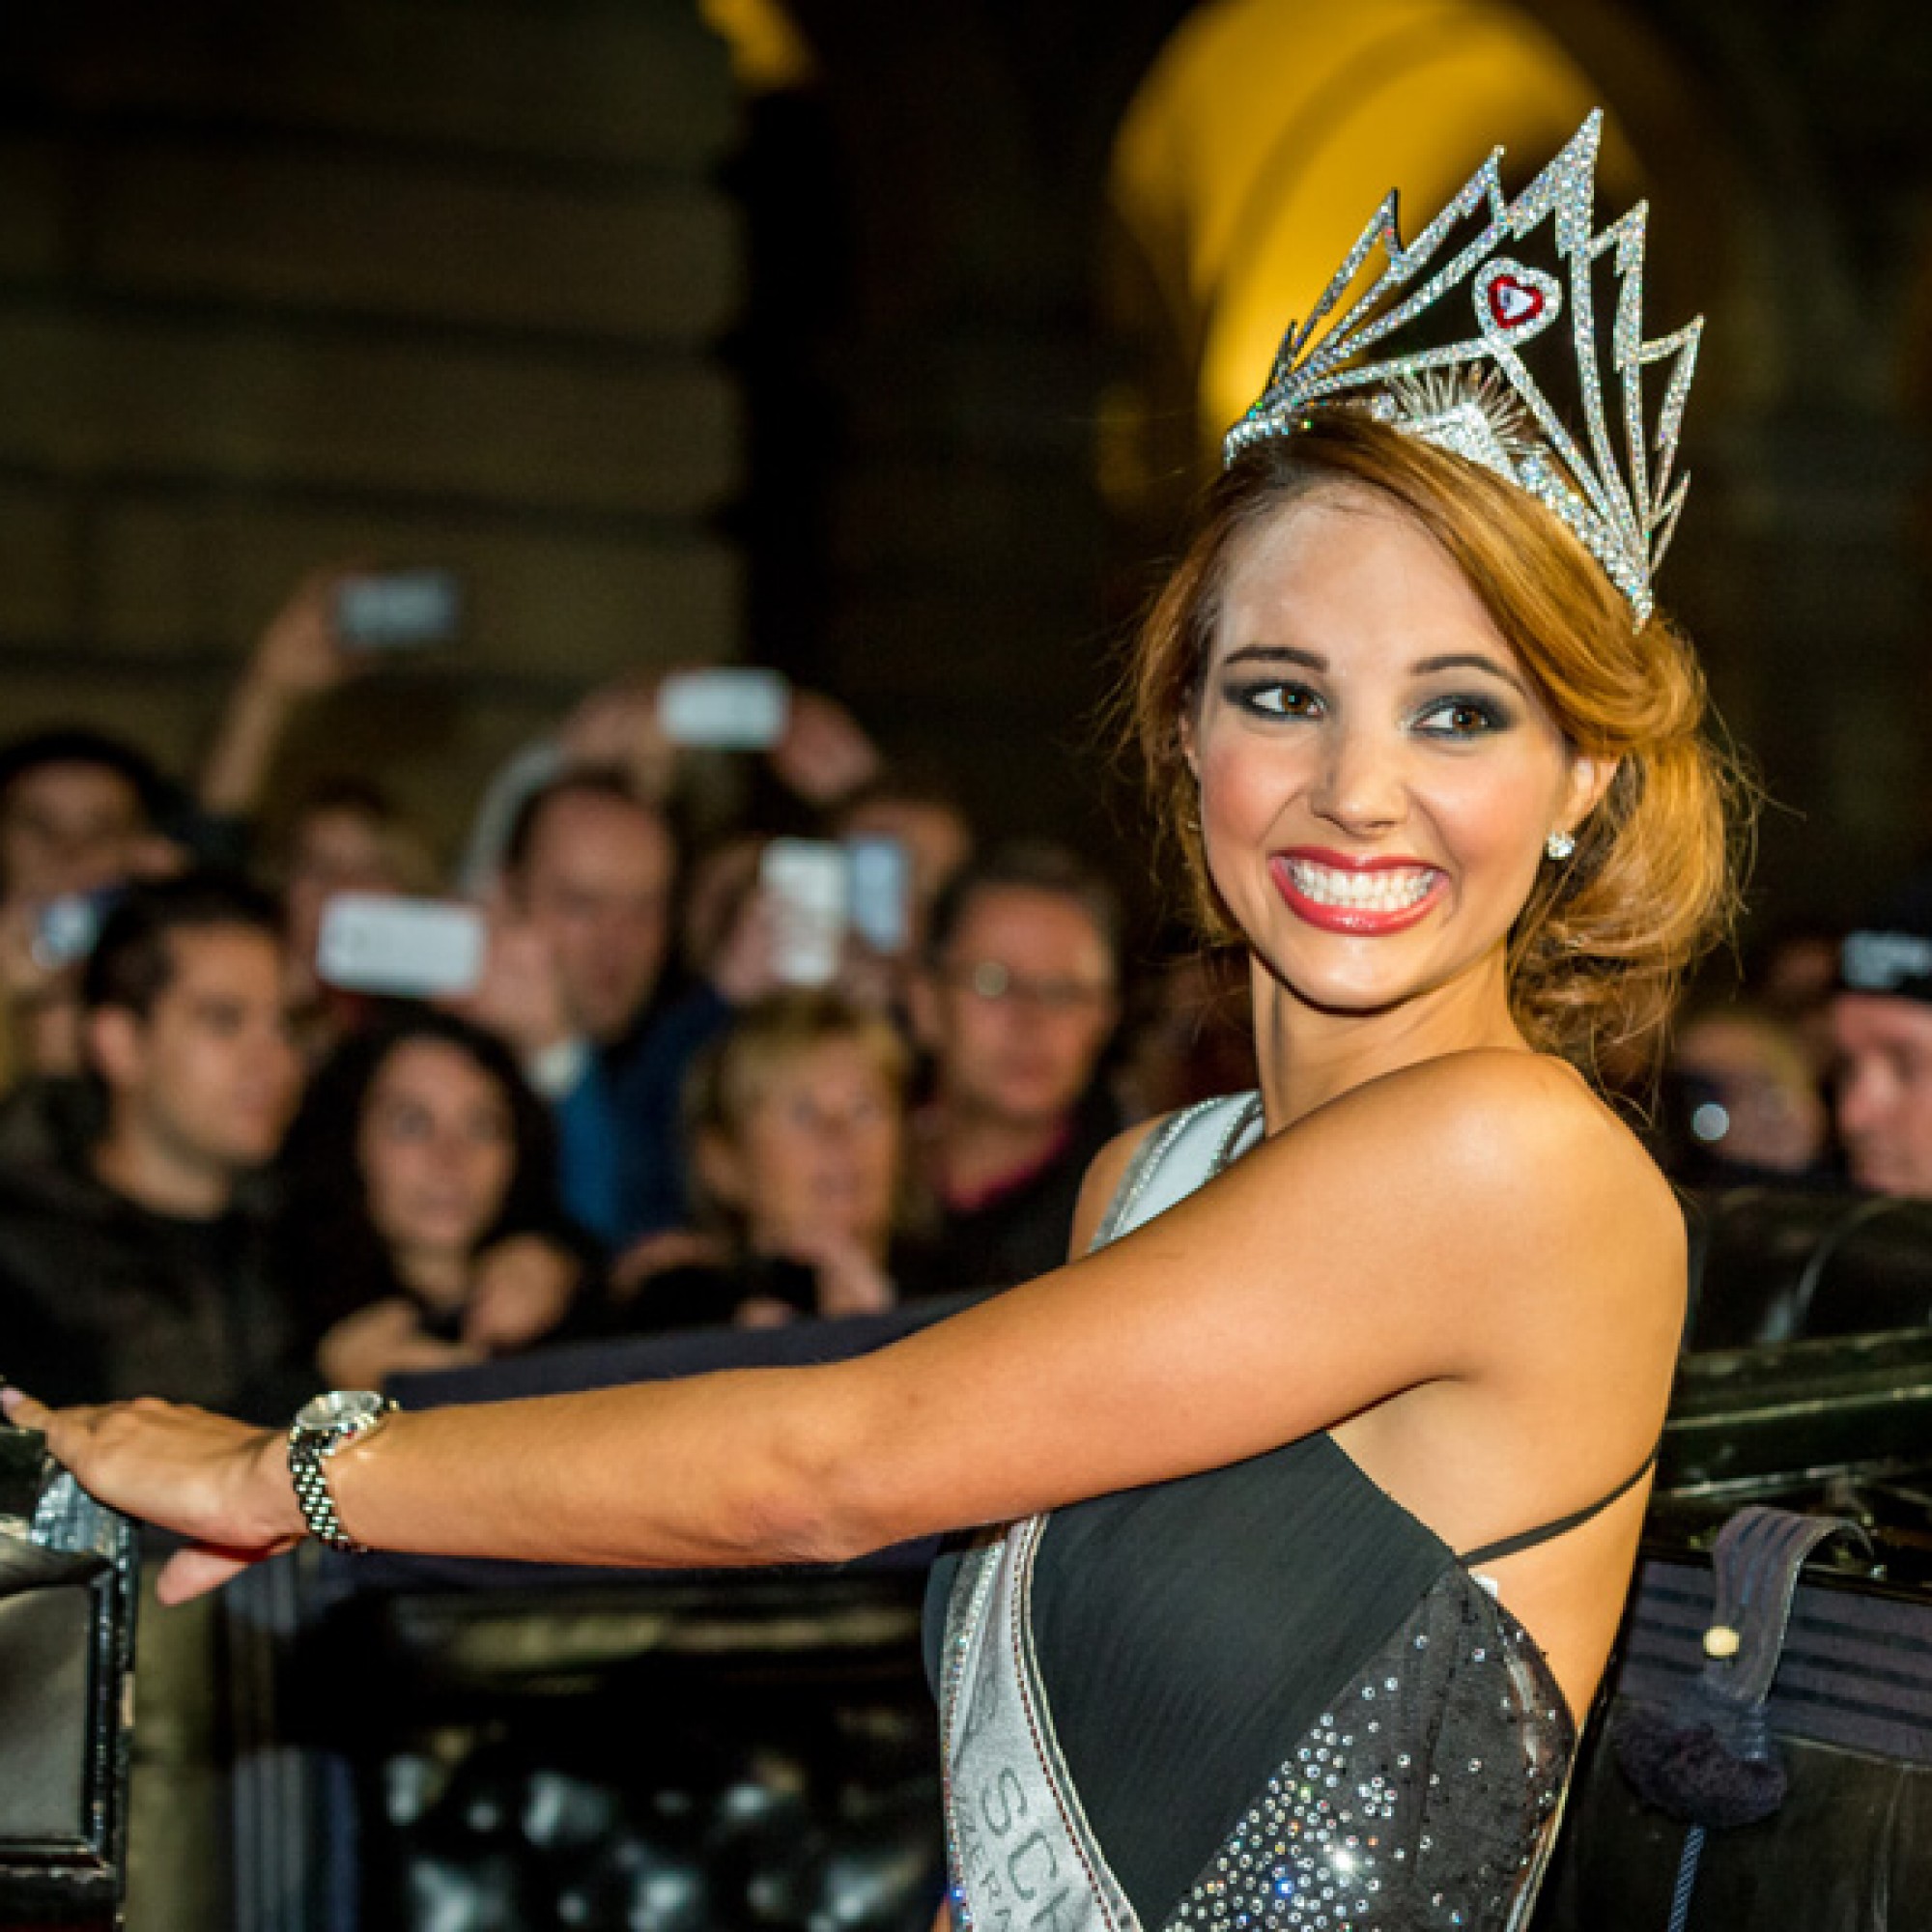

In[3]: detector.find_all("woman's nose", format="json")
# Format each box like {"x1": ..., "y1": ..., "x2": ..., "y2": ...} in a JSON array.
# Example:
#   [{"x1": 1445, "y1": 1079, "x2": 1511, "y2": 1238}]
[{"x1": 1309, "y1": 724, "x2": 1406, "y2": 834}]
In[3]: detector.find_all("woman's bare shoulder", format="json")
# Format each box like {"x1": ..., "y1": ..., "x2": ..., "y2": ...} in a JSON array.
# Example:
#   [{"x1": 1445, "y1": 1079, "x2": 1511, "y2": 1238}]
[{"x1": 1268, "y1": 1048, "x2": 1685, "y2": 1297}]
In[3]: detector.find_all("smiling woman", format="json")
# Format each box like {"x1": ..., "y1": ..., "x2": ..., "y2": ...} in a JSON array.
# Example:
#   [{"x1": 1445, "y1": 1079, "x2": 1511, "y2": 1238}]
[{"x1": 10, "y1": 114, "x2": 1745, "y2": 1932}]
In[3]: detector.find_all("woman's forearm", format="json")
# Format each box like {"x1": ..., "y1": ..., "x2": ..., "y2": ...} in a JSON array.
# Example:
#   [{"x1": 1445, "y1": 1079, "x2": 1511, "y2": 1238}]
[{"x1": 321, "y1": 1366, "x2": 883, "y2": 1570}]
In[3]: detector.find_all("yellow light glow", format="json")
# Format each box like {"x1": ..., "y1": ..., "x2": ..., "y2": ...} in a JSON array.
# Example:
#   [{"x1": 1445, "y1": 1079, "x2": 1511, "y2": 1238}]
[
  {"x1": 1111, "y1": 0, "x2": 1640, "y2": 454},
  {"x1": 699, "y1": 0, "x2": 818, "y2": 94}
]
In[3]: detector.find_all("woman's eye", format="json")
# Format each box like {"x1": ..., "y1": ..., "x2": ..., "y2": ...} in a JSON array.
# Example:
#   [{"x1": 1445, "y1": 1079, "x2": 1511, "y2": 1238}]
[
  {"x1": 1233, "y1": 680, "x2": 1321, "y2": 719},
  {"x1": 1416, "y1": 696, "x2": 1508, "y2": 737}
]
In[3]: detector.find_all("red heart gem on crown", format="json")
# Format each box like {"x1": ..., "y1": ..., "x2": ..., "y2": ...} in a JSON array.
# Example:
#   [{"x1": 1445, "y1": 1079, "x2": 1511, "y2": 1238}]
[{"x1": 1488, "y1": 275, "x2": 1545, "y2": 329}]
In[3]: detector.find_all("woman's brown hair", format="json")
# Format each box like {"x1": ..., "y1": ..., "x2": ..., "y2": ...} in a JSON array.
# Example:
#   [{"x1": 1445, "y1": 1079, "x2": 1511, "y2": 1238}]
[{"x1": 1128, "y1": 409, "x2": 1748, "y2": 1086}]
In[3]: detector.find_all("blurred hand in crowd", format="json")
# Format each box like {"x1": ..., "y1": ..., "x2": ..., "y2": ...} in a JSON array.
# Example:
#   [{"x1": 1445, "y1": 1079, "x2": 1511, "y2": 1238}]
[
  {"x1": 769, "y1": 690, "x2": 883, "y2": 807},
  {"x1": 459, "y1": 911, "x2": 576, "y2": 1061},
  {"x1": 707, "y1": 883, "x2": 789, "y2": 1007},
  {"x1": 558, "y1": 673, "x2": 680, "y2": 807},
  {"x1": 250, "y1": 569, "x2": 365, "y2": 700},
  {"x1": 753, "y1": 1225, "x2": 895, "y2": 1321},
  {"x1": 610, "y1": 1226, "x2": 733, "y2": 1301},
  {"x1": 0, "y1": 897, "x2": 84, "y2": 1079},
  {"x1": 317, "y1": 1296, "x2": 481, "y2": 1386},
  {"x1": 463, "y1": 1232, "x2": 582, "y2": 1352},
  {"x1": 201, "y1": 566, "x2": 367, "y2": 819}
]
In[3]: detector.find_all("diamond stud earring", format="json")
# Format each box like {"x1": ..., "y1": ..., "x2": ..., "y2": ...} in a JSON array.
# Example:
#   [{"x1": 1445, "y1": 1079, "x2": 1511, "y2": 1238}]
[{"x1": 1545, "y1": 830, "x2": 1577, "y2": 862}]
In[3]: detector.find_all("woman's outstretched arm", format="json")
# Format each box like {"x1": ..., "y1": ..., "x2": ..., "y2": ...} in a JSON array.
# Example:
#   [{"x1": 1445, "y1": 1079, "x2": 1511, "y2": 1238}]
[{"x1": 4, "y1": 1049, "x2": 1682, "y2": 1605}]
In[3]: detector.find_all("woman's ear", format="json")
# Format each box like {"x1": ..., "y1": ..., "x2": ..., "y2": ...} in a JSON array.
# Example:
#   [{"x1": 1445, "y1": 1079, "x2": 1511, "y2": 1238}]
[{"x1": 1561, "y1": 752, "x2": 1619, "y2": 837}]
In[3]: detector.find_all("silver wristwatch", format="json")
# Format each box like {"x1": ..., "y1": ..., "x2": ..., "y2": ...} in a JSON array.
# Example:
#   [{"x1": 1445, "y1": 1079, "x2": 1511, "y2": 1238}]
[{"x1": 288, "y1": 1390, "x2": 396, "y2": 1551}]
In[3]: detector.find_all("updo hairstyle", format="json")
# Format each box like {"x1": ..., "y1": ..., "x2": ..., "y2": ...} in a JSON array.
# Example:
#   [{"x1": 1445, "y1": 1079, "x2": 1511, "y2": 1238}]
[{"x1": 1128, "y1": 409, "x2": 1747, "y2": 1083}]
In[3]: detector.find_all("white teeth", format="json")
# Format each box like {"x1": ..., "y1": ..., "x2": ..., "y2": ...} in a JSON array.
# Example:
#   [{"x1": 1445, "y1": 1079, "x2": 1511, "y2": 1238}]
[{"x1": 1287, "y1": 859, "x2": 1435, "y2": 912}]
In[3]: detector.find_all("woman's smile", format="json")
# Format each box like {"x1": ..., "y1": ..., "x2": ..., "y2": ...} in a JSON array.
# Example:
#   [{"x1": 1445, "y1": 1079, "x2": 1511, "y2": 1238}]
[{"x1": 1270, "y1": 849, "x2": 1446, "y2": 933}]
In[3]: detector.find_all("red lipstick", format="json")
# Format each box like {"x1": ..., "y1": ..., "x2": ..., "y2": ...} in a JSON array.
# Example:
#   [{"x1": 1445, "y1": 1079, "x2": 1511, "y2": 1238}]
[{"x1": 1268, "y1": 850, "x2": 1445, "y2": 936}]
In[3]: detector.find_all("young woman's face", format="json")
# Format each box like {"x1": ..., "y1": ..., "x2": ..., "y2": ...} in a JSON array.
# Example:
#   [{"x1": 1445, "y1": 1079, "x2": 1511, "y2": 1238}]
[
  {"x1": 1188, "y1": 487, "x2": 1608, "y2": 1034},
  {"x1": 724, "y1": 1038, "x2": 902, "y2": 1254},
  {"x1": 356, "y1": 1038, "x2": 519, "y2": 1266}
]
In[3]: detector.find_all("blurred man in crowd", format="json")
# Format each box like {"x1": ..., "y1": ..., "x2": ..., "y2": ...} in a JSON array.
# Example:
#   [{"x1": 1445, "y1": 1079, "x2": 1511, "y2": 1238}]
[
  {"x1": 0, "y1": 873, "x2": 304, "y2": 1413},
  {"x1": 1833, "y1": 867, "x2": 1932, "y2": 1199},
  {"x1": 0, "y1": 727, "x2": 184, "y2": 1086},
  {"x1": 478, "y1": 771, "x2": 753, "y2": 1247},
  {"x1": 0, "y1": 726, "x2": 172, "y2": 902},
  {"x1": 910, "y1": 843, "x2": 1123, "y2": 1292}
]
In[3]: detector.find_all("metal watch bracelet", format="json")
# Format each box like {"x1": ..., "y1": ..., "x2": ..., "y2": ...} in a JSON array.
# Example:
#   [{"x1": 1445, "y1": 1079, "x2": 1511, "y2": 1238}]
[{"x1": 287, "y1": 1393, "x2": 396, "y2": 1551}]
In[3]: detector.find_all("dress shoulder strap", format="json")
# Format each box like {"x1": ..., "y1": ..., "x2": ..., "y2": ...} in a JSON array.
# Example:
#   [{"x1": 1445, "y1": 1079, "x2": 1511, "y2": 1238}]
[
  {"x1": 1459, "y1": 1443, "x2": 1661, "y2": 1569},
  {"x1": 1089, "y1": 1092, "x2": 1264, "y2": 1252}
]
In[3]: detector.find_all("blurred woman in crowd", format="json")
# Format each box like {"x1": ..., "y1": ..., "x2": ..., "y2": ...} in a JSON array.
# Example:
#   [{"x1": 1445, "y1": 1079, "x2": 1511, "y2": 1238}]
[
  {"x1": 278, "y1": 1009, "x2": 594, "y2": 1385},
  {"x1": 620, "y1": 989, "x2": 927, "y2": 1329}
]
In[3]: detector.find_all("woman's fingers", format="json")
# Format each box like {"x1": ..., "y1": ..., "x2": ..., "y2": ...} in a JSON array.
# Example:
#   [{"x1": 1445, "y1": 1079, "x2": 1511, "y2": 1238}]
[
  {"x1": 0, "y1": 1386, "x2": 50, "y2": 1430},
  {"x1": 1, "y1": 1391, "x2": 299, "y2": 1549},
  {"x1": 156, "y1": 1536, "x2": 302, "y2": 1605},
  {"x1": 3, "y1": 1391, "x2": 306, "y2": 1603}
]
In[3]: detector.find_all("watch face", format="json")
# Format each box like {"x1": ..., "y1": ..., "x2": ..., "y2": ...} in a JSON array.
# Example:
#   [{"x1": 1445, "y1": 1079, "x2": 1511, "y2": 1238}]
[{"x1": 297, "y1": 1389, "x2": 386, "y2": 1433}]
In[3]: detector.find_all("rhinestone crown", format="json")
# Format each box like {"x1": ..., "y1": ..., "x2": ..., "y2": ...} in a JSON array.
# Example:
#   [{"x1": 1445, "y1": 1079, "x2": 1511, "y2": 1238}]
[{"x1": 1223, "y1": 110, "x2": 1701, "y2": 625}]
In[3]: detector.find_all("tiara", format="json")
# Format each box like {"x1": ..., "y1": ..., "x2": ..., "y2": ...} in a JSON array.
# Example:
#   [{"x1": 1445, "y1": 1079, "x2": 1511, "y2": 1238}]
[{"x1": 1223, "y1": 110, "x2": 1700, "y2": 625}]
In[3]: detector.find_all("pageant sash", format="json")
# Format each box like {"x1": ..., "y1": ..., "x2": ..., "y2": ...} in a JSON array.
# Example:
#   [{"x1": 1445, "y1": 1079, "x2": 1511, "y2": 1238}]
[
  {"x1": 939, "y1": 1519, "x2": 1139, "y2": 1932},
  {"x1": 936, "y1": 1095, "x2": 1262, "y2": 1932}
]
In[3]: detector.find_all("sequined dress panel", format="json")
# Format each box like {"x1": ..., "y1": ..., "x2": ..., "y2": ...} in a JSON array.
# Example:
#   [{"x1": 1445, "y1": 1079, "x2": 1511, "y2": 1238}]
[
  {"x1": 928, "y1": 1094, "x2": 1577, "y2": 1932},
  {"x1": 1027, "y1": 1437, "x2": 1575, "y2": 1931}
]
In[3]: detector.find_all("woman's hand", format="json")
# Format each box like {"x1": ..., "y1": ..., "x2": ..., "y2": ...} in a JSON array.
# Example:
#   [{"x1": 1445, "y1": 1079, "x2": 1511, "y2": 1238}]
[{"x1": 0, "y1": 1388, "x2": 306, "y2": 1604}]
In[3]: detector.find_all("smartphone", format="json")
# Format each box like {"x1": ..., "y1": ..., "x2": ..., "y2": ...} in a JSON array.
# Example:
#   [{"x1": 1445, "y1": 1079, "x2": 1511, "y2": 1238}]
[
  {"x1": 317, "y1": 895, "x2": 487, "y2": 998},
  {"x1": 759, "y1": 839, "x2": 847, "y2": 987},
  {"x1": 31, "y1": 888, "x2": 120, "y2": 970},
  {"x1": 656, "y1": 668, "x2": 790, "y2": 750},
  {"x1": 333, "y1": 569, "x2": 465, "y2": 652},
  {"x1": 843, "y1": 832, "x2": 911, "y2": 953}
]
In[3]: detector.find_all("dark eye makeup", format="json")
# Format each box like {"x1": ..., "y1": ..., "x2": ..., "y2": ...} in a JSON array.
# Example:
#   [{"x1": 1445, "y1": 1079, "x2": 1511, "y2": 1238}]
[
  {"x1": 1218, "y1": 677, "x2": 1515, "y2": 737},
  {"x1": 1223, "y1": 677, "x2": 1321, "y2": 718},
  {"x1": 1414, "y1": 693, "x2": 1515, "y2": 736}
]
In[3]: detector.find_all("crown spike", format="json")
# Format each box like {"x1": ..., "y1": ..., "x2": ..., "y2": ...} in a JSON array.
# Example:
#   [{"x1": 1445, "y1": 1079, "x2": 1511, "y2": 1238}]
[{"x1": 1223, "y1": 108, "x2": 1701, "y2": 626}]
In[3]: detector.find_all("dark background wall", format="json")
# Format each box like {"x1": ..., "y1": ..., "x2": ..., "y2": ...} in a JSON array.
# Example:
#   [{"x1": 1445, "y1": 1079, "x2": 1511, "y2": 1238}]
[{"x1": 2, "y1": 0, "x2": 1927, "y2": 936}]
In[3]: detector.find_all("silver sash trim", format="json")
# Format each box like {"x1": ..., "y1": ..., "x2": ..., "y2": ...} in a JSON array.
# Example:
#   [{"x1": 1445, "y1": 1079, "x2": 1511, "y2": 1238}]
[{"x1": 936, "y1": 1094, "x2": 1263, "y2": 1932}]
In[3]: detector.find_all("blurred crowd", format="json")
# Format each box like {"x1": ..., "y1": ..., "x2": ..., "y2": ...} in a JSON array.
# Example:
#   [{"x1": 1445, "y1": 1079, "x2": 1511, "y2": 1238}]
[
  {"x1": 4, "y1": 565, "x2": 1931, "y2": 1420},
  {"x1": 0, "y1": 567, "x2": 1255, "y2": 1419}
]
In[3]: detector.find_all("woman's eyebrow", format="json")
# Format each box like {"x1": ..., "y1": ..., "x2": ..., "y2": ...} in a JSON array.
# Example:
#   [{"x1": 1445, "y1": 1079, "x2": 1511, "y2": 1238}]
[
  {"x1": 1411, "y1": 651, "x2": 1527, "y2": 693},
  {"x1": 1220, "y1": 645, "x2": 1326, "y2": 671}
]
